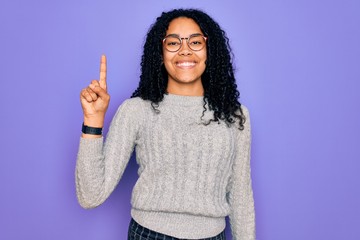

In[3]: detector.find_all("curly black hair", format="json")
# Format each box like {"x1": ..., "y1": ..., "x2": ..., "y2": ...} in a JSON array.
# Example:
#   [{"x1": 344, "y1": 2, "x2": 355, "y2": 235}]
[{"x1": 131, "y1": 8, "x2": 245, "y2": 130}]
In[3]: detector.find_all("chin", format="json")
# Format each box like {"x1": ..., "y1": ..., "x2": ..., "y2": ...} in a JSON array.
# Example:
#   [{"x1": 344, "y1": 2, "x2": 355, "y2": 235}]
[{"x1": 175, "y1": 77, "x2": 201, "y2": 84}]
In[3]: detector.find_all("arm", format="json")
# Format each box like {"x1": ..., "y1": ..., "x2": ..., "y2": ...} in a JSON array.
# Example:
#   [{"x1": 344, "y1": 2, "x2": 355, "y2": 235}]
[
  {"x1": 75, "y1": 99, "x2": 141, "y2": 209},
  {"x1": 76, "y1": 55, "x2": 140, "y2": 209},
  {"x1": 228, "y1": 106, "x2": 256, "y2": 240}
]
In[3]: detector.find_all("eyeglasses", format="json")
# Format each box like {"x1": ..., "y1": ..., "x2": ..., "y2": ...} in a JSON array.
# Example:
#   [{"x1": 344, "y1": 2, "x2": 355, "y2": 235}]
[{"x1": 162, "y1": 34, "x2": 207, "y2": 52}]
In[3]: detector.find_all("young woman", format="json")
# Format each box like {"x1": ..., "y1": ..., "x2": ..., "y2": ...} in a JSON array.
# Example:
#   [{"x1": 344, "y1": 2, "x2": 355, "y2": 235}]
[{"x1": 76, "y1": 9, "x2": 255, "y2": 240}]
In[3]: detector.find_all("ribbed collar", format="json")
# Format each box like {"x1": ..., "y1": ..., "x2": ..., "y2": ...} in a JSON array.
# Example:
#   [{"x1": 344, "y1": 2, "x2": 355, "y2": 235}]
[{"x1": 161, "y1": 93, "x2": 205, "y2": 107}]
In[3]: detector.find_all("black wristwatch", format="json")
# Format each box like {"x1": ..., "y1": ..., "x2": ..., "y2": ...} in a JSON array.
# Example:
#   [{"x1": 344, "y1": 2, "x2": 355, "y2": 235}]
[{"x1": 82, "y1": 123, "x2": 103, "y2": 135}]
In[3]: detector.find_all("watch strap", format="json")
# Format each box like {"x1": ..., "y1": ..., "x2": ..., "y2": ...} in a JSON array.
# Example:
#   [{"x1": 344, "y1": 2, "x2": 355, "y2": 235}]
[{"x1": 82, "y1": 123, "x2": 103, "y2": 135}]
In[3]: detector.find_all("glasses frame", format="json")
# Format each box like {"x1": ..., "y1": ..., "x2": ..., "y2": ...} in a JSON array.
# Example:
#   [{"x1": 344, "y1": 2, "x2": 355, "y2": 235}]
[{"x1": 162, "y1": 33, "x2": 208, "y2": 52}]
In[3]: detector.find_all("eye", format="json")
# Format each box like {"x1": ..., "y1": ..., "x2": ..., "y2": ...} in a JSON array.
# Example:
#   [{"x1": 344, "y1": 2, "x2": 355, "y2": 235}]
[
  {"x1": 190, "y1": 41, "x2": 202, "y2": 45},
  {"x1": 189, "y1": 36, "x2": 205, "y2": 46},
  {"x1": 167, "y1": 41, "x2": 180, "y2": 46}
]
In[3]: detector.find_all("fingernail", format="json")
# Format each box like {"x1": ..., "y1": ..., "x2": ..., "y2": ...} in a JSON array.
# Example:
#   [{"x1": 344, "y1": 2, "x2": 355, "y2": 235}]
[{"x1": 89, "y1": 84, "x2": 94, "y2": 89}]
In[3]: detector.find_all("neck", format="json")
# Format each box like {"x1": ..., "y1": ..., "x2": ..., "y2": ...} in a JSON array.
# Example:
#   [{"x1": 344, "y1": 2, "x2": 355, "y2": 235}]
[{"x1": 166, "y1": 80, "x2": 204, "y2": 96}]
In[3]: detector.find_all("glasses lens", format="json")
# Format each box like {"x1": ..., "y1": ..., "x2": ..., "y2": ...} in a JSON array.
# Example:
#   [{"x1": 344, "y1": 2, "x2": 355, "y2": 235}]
[
  {"x1": 188, "y1": 35, "x2": 206, "y2": 51},
  {"x1": 164, "y1": 36, "x2": 181, "y2": 52}
]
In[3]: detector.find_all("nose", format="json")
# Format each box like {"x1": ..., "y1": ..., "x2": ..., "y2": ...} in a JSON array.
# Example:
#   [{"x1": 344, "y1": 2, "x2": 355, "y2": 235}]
[{"x1": 178, "y1": 40, "x2": 192, "y2": 55}]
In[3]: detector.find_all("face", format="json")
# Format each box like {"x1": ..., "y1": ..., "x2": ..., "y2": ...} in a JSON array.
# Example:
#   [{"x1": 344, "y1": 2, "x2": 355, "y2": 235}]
[{"x1": 162, "y1": 17, "x2": 207, "y2": 91}]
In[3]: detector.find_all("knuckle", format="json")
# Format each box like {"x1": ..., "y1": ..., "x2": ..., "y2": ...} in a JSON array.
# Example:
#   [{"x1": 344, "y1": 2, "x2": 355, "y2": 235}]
[
  {"x1": 92, "y1": 80, "x2": 100, "y2": 86},
  {"x1": 80, "y1": 89, "x2": 87, "y2": 96}
]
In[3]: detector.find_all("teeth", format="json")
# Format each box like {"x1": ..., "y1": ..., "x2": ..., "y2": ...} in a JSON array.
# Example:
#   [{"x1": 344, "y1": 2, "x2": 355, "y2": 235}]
[{"x1": 177, "y1": 62, "x2": 195, "y2": 67}]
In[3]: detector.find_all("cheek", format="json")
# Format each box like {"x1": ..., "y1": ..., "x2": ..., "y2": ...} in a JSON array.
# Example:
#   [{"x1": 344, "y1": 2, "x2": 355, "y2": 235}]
[
  {"x1": 162, "y1": 53, "x2": 174, "y2": 68},
  {"x1": 163, "y1": 54, "x2": 170, "y2": 72},
  {"x1": 200, "y1": 52, "x2": 207, "y2": 66},
  {"x1": 199, "y1": 51, "x2": 207, "y2": 65},
  {"x1": 163, "y1": 60, "x2": 173, "y2": 74}
]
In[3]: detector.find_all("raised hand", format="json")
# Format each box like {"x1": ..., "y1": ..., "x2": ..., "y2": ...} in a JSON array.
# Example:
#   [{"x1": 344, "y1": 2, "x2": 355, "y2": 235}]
[{"x1": 80, "y1": 55, "x2": 110, "y2": 128}]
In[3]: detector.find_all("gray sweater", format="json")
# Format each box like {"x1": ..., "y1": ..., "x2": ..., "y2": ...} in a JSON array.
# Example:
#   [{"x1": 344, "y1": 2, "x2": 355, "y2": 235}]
[{"x1": 76, "y1": 94, "x2": 255, "y2": 240}]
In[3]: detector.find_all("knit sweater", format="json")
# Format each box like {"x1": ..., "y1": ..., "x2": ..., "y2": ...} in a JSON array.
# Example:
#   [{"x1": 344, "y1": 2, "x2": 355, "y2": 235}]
[{"x1": 76, "y1": 94, "x2": 255, "y2": 240}]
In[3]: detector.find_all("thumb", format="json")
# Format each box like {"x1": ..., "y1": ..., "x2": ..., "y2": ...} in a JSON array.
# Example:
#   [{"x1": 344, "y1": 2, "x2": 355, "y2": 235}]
[{"x1": 89, "y1": 84, "x2": 109, "y2": 100}]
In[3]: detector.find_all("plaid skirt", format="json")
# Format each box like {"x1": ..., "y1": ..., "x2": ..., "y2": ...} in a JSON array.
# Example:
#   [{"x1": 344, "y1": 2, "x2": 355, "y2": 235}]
[{"x1": 128, "y1": 218, "x2": 226, "y2": 240}]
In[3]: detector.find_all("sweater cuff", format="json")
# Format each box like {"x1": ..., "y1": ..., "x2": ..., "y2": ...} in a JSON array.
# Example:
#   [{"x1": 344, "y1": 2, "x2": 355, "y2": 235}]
[{"x1": 78, "y1": 137, "x2": 104, "y2": 158}]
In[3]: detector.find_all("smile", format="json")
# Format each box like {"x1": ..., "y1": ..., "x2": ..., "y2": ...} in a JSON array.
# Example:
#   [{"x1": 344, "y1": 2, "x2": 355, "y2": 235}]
[{"x1": 176, "y1": 61, "x2": 196, "y2": 67}]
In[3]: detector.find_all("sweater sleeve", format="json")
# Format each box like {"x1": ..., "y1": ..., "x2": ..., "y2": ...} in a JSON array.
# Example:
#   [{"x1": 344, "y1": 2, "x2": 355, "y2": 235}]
[
  {"x1": 75, "y1": 98, "x2": 142, "y2": 209},
  {"x1": 228, "y1": 106, "x2": 256, "y2": 239}
]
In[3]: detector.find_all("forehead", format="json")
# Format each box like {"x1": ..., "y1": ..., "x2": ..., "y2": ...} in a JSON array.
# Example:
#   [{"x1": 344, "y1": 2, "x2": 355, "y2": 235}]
[{"x1": 166, "y1": 17, "x2": 203, "y2": 36}]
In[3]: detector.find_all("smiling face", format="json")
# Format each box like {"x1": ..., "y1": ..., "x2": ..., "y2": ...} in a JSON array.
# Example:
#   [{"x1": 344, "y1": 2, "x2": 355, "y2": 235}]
[{"x1": 163, "y1": 17, "x2": 207, "y2": 96}]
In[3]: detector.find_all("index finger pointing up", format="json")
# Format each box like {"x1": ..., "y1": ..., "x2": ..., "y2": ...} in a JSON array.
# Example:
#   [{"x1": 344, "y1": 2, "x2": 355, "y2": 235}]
[{"x1": 99, "y1": 54, "x2": 107, "y2": 91}]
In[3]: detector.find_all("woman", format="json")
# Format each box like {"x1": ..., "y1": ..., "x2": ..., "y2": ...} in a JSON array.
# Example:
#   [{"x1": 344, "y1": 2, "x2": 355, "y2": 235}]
[{"x1": 76, "y1": 9, "x2": 255, "y2": 240}]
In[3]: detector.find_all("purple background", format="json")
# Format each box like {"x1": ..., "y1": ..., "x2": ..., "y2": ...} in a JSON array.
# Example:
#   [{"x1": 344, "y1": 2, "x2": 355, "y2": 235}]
[{"x1": 1, "y1": 0, "x2": 359, "y2": 239}]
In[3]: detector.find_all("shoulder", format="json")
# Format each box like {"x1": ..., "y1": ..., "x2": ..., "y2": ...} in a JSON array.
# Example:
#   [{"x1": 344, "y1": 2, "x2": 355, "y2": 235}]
[
  {"x1": 232, "y1": 104, "x2": 251, "y2": 135},
  {"x1": 121, "y1": 97, "x2": 146, "y2": 107},
  {"x1": 240, "y1": 104, "x2": 250, "y2": 126},
  {"x1": 117, "y1": 97, "x2": 149, "y2": 112},
  {"x1": 233, "y1": 104, "x2": 250, "y2": 125},
  {"x1": 240, "y1": 104, "x2": 250, "y2": 118},
  {"x1": 240, "y1": 105, "x2": 251, "y2": 136},
  {"x1": 113, "y1": 97, "x2": 148, "y2": 120},
  {"x1": 110, "y1": 97, "x2": 148, "y2": 131}
]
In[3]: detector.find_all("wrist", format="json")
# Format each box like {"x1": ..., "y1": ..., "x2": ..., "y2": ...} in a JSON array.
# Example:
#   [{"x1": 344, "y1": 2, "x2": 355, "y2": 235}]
[
  {"x1": 83, "y1": 117, "x2": 104, "y2": 128},
  {"x1": 82, "y1": 122, "x2": 103, "y2": 135}
]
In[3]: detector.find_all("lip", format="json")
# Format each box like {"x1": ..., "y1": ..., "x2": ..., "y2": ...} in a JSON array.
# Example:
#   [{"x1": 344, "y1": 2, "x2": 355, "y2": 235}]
[{"x1": 175, "y1": 61, "x2": 197, "y2": 69}]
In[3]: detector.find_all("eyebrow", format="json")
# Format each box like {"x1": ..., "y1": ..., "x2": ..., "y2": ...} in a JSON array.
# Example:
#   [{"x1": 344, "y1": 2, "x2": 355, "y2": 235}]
[{"x1": 165, "y1": 33, "x2": 203, "y2": 38}]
